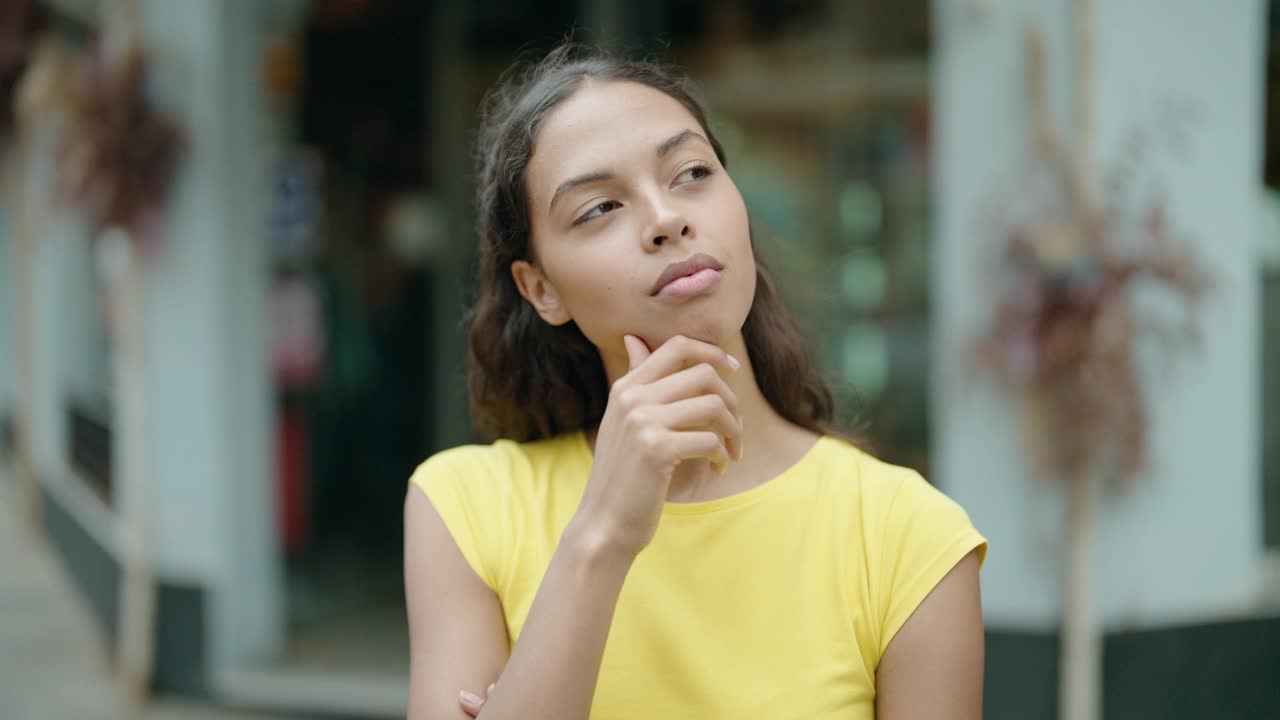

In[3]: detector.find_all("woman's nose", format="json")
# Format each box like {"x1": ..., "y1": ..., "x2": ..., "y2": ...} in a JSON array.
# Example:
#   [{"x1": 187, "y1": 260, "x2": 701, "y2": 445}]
[
  {"x1": 645, "y1": 199, "x2": 694, "y2": 250},
  {"x1": 651, "y1": 223, "x2": 692, "y2": 247}
]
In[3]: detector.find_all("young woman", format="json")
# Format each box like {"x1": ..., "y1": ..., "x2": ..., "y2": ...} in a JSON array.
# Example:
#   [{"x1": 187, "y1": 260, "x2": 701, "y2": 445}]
[{"x1": 404, "y1": 45, "x2": 987, "y2": 720}]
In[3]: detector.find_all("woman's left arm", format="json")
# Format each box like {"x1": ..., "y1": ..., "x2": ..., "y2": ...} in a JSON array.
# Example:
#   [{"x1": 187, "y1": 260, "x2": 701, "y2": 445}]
[{"x1": 874, "y1": 550, "x2": 985, "y2": 720}]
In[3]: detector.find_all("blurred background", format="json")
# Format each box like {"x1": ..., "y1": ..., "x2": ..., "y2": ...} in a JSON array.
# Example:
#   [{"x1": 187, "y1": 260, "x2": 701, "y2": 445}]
[{"x1": 0, "y1": 0, "x2": 1276, "y2": 718}]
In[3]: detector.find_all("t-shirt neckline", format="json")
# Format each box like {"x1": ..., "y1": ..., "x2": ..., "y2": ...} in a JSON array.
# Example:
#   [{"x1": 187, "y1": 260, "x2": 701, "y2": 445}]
[{"x1": 572, "y1": 429, "x2": 828, "y2": 516}]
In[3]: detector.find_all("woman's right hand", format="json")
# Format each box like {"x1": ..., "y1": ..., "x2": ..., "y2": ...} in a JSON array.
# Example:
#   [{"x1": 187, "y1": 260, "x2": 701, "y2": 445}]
[{"x1": 573, "y1": 334, "x2": 744, "y2": 559}]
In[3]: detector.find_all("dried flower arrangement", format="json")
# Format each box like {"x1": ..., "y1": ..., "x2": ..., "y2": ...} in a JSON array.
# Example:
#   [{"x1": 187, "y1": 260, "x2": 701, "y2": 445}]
[
  {"x1": 58, "y1": 40, "x2": 183, "y2": 257},
  {"x1": 974, "y1": 156, "x2": 1211, "y2": 490},
  {"x1": 973, "y1": 32, "x2": 1211, "y2": 492}
]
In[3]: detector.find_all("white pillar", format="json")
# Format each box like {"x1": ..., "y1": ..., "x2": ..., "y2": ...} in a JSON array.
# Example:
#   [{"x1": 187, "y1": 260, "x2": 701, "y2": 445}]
[
  {"x1": 933, "y1": 0, "x2": 1266, "y2": 630},
  {"x1": 139, "y1": 0, "x2": 281, "y2": 666}
]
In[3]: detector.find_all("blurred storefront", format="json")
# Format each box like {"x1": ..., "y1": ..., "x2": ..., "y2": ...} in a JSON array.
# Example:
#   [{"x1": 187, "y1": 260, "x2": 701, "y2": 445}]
[{"x1": 0, "y1": 0, "x2": 1277, "y2": 718}]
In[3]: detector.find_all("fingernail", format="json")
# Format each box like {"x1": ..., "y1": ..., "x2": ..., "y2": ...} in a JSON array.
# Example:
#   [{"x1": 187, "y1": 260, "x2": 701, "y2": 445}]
[
  {"x1": 727, "y1": 354, "x2": 740, "y2": 370},
  {"x1": 488, "y1": 683, "x2": 496, "y2": 694},
  {"x1": 460, "y1": 690, "x2": 483, "y2": 705}
]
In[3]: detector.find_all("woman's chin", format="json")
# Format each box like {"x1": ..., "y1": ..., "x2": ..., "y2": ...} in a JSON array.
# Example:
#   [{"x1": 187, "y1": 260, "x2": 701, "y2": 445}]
[{"x1": 636, "y1": 317, "x2": 742, "y2": 350}]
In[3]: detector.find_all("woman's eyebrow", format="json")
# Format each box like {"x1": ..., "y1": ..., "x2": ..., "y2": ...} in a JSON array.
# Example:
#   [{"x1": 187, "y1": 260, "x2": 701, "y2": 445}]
[
  {"x1": 550, "y1": 171, "x2": 613, "y2": 212},
  {"x1": 548, "y1": 129, "x2": 712, "y2": 212},
  {"x1": 655, "y1": 129, "x2": 711, "y2": 159}
]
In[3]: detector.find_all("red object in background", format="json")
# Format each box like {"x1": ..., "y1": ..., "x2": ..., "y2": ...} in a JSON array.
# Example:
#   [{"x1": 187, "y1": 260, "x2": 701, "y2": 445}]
[{"x1": 275, "y1": 404, "x2": 310, "y2": 557}]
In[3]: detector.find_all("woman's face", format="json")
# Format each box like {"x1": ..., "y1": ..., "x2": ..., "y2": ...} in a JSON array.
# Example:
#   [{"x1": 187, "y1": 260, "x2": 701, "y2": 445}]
[{"x1": 515, "y1": 79, "x2": 756, "y2": 358}]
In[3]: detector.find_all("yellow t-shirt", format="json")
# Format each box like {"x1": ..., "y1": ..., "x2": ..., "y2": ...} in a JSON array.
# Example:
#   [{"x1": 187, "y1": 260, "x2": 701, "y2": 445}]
[{"x1": 410, "y1": 431, "x2": 987, "y2": 719}]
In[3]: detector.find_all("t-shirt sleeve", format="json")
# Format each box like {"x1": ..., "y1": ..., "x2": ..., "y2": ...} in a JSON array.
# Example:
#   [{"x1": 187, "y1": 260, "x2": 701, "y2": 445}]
[
  {"x1": 871, "y1": 468, "x2": 988, "y2": 658},
  {"x1": 408, "y1": 446, "x2": 505, "y2": 592}
]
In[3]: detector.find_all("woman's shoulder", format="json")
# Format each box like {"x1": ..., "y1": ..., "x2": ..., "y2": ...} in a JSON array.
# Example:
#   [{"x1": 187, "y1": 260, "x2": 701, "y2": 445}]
[
  {"x1": 409, "y1": 431, "x2": 588, "y2": 494},
  {"x1": 810, "y1": 436, "x2": 959, "y2": 514},
  {"x1": 812, "y1": 436, "x2": 988, "y2": 572},
  {"x1": 811, "y1": 436, "x2": 920, "y2": 489}
]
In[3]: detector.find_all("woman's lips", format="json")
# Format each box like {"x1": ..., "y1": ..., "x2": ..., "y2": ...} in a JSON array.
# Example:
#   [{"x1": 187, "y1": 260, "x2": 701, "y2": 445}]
[
  {"x1": 653, "y1": 266, "x2": 722, "y2": 299},
  {"x1": 650, "y1": 252, "x2": 726, "y2": 297}
]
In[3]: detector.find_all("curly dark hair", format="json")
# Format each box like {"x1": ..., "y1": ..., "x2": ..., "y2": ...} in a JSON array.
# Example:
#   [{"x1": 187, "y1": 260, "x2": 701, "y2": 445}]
[{"x1": 467, "y1": 43, "x2": 844, "y2": 442}]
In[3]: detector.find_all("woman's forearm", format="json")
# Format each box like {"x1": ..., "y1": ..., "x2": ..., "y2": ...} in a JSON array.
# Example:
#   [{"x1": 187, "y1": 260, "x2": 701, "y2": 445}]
[{"x1": 476, "y1": 514, "x2": 634, "y2": 720}]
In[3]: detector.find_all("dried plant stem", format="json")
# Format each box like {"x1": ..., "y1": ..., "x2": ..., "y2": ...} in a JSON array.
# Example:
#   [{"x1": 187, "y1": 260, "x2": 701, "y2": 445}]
[
  {"x1": 1060, "y1": 3, "x2": 1101, "y2": 720},
  {"x1": 1026, "y1": 27, "x2": 1056, "y2": 162},
  {"x1": 1061, "y1": 466, "x2": 1101, "y2": 720},
  {"x1": 6, "y1": 137, "x2": 43, "y2": 531},
  {"x1": 1072, "y1": 0, "x2": 1097, "y2": 229},
  {"x1": 107, "y1": 233, "x2": 155, "y2": 705}
]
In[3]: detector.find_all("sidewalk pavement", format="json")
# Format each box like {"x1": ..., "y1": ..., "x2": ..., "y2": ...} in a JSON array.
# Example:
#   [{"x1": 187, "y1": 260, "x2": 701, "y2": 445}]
[{"x1": 0, "y1": 477, "x2": 282, "y2": 720}]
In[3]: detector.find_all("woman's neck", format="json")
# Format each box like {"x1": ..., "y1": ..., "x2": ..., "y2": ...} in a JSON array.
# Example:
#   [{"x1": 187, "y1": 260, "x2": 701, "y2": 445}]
[{"x1": 590, "y1": 333, "x2": 820, "y2": 503}]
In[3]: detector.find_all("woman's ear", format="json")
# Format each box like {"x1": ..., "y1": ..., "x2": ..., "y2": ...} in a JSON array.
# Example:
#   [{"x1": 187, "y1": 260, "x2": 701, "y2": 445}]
[{"x1": 511, "y1": 260, "x2": 572, "y2": 326}]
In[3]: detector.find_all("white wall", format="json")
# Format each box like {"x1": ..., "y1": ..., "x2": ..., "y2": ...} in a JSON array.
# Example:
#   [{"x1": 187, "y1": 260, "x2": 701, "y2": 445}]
[{"x1": 933, "y1": 0, "x2": 1266, "y2": 630}]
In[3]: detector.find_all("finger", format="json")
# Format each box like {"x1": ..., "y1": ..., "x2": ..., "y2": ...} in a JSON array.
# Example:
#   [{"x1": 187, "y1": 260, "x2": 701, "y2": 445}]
[
  {"x1": 488, "y1": 683, "x2": 496, "y2": 696},
  {"x1": 625, "y1": 335, "x2": 738, "y2": 385},
  {"x1": 657, "y1": 395, "x2": 743, "y2": 462},
  {"x1": 459, "y1": 690, "x2": 485, "y2": 717},
  {"x1": 644, "y1": 363, "x2": 741, "y2": 418},
  {"x1": 666, "y1": 429, "x2": 731, "y2": 470},
  {"x1": 623, "y1": 334, "x2": 652, "y2": 372}
]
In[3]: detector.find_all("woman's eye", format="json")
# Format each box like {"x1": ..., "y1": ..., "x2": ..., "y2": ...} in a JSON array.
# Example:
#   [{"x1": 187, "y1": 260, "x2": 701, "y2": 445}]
[
  {"x1": 675, "y1": 164, "x2": 714, "y2": 185},
  {"x1": 573, "y1": 200, "x2": 621, "y2": 226}
]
